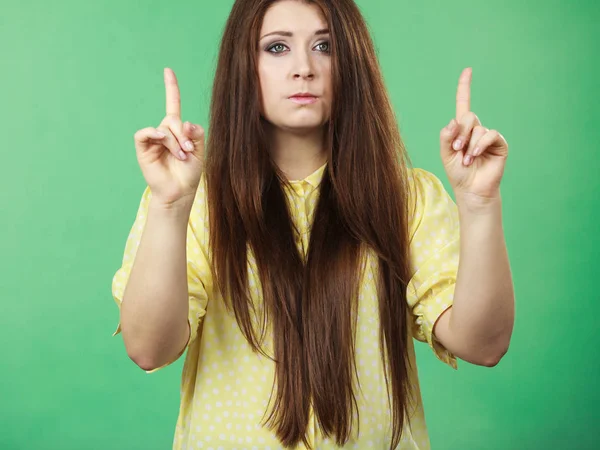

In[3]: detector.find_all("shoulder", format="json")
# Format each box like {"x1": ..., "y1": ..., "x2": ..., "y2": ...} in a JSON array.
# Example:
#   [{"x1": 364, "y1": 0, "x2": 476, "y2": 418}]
[
  {"x1": 407, "y1": 167, "x2": 448, "y2": 200},
  {"x1": 406, "y1": 167, "x2": 458, "y2": 240},
  {"x1": 188, "y1": 172, "x2": 210, "y2": 243}
]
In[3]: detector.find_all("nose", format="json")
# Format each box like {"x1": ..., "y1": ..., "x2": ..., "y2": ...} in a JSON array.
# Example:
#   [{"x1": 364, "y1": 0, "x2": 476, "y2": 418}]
[
  {"x1": 294, "y1": 68, "x2": 314, "y2": 80},
  {"x1": 293, "y1": 50, "x2": 314, "y2": 80}
]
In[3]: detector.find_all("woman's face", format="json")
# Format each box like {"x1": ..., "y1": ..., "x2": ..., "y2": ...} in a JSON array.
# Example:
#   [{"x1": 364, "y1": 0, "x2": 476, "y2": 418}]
[{"x1": 257, "y1": 0, "x2": 332, "y2": 133}]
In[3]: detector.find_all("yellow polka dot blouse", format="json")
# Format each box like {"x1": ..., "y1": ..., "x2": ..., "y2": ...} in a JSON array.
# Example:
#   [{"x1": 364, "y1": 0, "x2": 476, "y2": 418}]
[{"x1": 111, "y1": 163, "x2": 460, "y2": 449}]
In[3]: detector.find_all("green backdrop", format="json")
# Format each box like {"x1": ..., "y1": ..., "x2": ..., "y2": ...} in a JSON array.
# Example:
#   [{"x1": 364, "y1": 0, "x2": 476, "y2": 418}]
[{"x1": 2, "y1": 0, "x2": 598, "y2": 449}]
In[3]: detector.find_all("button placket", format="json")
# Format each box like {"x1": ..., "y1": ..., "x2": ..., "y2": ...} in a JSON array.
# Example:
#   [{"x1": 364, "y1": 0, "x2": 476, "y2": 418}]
[
  {"x1": 287, "y1": 186, "x2": 302, "y2": 256},
  {"x1": 299, "y1": 183, "x2": 311, "y2": 254}
]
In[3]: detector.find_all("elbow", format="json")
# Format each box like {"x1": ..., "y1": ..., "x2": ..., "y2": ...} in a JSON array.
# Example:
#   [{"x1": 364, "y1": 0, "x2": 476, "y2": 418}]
[
  {"x1": 123, "y1": 333, "x2": 162, "y2": 371},
  {"x1": 480, "y1": 356, "x2": 501, "y2": 368},
  {"x1": 479, "y1": 346, "x2": 509, "y2": 368},
  {"x1": 120, "y1": 319, "x2": 189, "y2": 372},
  {"x1": 476, "y1": 329, "x2": 513, "y2": 367},
  {"x1": 120, "y1": 324, "x2": 162, "y2": 371},
  {"x1": 135, "y1": 360, "x2": 156, "y2": 372},
  {"x1": 125, "y1": 338, "x2": 185, "y2": 372},
  {"x1": 128, "y1": 349, "x2": 160, "y2": 372}
]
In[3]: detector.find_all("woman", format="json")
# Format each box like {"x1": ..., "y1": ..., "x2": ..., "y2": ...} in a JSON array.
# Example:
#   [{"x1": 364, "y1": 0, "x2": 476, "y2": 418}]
[{"x1": 111, "y1": 0, "x2": 515, "y2": 449}]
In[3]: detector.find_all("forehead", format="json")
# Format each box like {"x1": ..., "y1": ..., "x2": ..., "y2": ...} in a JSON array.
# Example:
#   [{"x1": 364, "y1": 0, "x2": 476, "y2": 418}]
[{"x1": 261, "y1": 0, "x2": 327, "y2": 32}]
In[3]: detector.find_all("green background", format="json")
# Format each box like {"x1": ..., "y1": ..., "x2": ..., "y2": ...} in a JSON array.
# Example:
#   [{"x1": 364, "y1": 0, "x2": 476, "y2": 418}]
[{"x1": 2, "y1": 0, "x2": 598, "y2": 449}]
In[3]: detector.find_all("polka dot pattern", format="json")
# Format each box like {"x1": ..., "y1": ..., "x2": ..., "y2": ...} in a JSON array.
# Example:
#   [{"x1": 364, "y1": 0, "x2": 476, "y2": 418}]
[
  {"x1": 406, "y1": 168, "x2": 460, "y2": 371},
  {"x1": 110, "y1": 164, "x2": 460, "y2": 449}
]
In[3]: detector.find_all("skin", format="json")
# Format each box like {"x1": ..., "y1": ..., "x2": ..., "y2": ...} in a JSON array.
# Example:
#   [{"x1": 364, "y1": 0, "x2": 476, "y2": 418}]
[
  {"x1": 130, "y1": 4, "x2": 514, "y2": 369},
  {"x1": 434, "y1": 68, "x2": 514, "y2": 367},
  {"x1": 257, "y1": 0, "x2": 333, "y2": 181}
]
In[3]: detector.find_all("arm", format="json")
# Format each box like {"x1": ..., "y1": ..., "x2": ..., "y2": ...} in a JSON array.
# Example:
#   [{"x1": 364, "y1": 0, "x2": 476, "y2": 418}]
[
  {"x1": 434, "y1": 195, "x2": 515, "y2": 367},
  {"x1": 120, "y1": 197, "x2": 194, "y2": 371}
]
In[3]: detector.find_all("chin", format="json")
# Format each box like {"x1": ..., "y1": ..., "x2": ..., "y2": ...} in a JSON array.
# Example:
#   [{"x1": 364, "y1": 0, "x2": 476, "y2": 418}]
[
  {"x1": 279, "y1": 115, "x2": 328, "y2": 130},
  {"x1": 262, "y1": 110, "x2": 329, "y2": 133},
  {"x1": 281, "y1": 122, "x2": 326, "y2": 134}
]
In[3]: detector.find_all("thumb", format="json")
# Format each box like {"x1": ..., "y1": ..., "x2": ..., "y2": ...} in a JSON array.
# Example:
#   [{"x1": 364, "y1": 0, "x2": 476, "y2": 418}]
[
  {"x1": 440, "y1": 118, "x2": 460, "y2": 160},
  {"x1": 183, "y1": 122, "x2": 205, "y2": 151}
]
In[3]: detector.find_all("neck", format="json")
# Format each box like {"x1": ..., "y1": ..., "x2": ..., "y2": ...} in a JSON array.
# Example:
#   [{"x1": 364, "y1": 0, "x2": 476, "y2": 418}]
[{"x1": 267, "y1": 124, "x2": 328, "y2": 182}]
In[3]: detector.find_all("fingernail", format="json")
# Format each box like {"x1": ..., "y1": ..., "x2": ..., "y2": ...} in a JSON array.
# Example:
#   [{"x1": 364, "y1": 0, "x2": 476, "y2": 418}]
[
  {"x1": 178, "y1": 150, "x2": 187, "y2": 161},
  {"x1": 184, "y1": 141, "x2": 194, "y2": 151},
  {"x1": 190, "y1": 124, "x2": 197, "y2": 130},
  {"x1": 473, "y1": 147, "x2": 481, "y2": 156},
  {"x1": 464, "y1": 155, "x2": 472, "y2": 165},
  {"x1": 453, "y1": 139, "x2": 462, "y2": 151}
]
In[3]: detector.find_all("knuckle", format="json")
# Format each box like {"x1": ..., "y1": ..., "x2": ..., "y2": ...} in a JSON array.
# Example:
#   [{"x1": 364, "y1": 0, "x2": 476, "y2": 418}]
[
  {"x1": 133, "y1": 128, "x2": 148, "y2": 141},
  {"x1": 166, "y1": 142, "x2": 179, "y2": 155},
  {"x1": 461, "y1": 112, "x2": 475, "y2": 125},
  {"x1": 164, "y1": 114, "x2": 181, "y2": 129},
  {"x1": 169, "y1": 126, "x2": 185, "y2": 142},
  {"x1": 167, "y1": 114, "x2": 182, "y2": 124}
]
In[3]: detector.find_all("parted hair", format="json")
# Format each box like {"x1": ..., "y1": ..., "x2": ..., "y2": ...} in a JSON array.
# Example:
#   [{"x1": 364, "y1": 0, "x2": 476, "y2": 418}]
[{"x1": 204, "y1": 1, "x2": 416, "y2": 448}]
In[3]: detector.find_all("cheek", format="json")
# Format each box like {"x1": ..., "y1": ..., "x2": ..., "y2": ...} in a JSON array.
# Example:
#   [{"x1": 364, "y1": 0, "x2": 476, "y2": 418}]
[
  {"x1": 257, "y1": 69, "x2": 270, "y2": 114},
  {"x1": 258, "y1": 65, "x2": 279, "y2": 108},
  {"x1": 320, "y1": 62, "x2": 333, "y2": 101}
]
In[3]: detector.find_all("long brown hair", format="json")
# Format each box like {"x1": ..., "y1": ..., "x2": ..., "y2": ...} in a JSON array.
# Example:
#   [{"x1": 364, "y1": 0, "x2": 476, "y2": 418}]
[{"x1": 205, "y1": 0, "x2": 416, "y2": 448}]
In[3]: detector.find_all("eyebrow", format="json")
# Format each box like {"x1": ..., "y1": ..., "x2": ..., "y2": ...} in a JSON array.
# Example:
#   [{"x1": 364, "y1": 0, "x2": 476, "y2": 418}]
[{"x1": 260, "y1": 28, "x2": 330, "y2": 40}]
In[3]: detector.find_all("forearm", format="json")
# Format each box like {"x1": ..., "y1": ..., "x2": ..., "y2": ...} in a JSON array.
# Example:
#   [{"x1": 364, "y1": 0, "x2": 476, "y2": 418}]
[
  {"x1": 120, "y1": 197, "x2": 194, "y2": 370},
  {"x1": 451, "y1": 194, "x2": 515, "y2": 361}
]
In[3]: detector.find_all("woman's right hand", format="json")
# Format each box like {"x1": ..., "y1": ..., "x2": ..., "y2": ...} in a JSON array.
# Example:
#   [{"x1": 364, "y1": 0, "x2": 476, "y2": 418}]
[{"x1": 133, "y1": 68, "x2": 205, "y2": 208}]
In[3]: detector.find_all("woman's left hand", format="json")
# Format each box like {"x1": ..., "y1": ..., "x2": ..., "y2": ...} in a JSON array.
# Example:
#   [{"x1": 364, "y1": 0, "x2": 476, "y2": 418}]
[{"x1": 440, "y1": 68, "x2": 509, "y2": 205}]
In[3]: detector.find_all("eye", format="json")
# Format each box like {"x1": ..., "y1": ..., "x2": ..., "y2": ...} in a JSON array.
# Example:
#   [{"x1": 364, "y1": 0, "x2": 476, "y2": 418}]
[
  {"x1": 267, "y1": 43, "x2": 288, "y2": 54},
  {"x1": 265, "y1": 41, "x2": 331, "y2": 55},
  {"x1": 315, "y1": 41, "x2": 330, "y2": 53}
]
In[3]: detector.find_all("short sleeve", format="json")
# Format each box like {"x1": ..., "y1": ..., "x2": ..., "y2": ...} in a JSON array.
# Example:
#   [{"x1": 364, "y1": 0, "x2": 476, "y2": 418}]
[
  {"x1": 111, "y1": 180, "x2": 212, "y2": 374},
  {"x1": 406, "y1": 168, "x2": 459, "y2": 370}
]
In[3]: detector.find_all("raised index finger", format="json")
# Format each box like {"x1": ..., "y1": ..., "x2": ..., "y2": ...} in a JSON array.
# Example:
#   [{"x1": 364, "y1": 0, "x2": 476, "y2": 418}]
[
  {"x1": 164, "y1": 67, "x2": 181, "y2": 117},
  {"x1": 455, "y1": 67, "x2": 472, "y2": 120}
]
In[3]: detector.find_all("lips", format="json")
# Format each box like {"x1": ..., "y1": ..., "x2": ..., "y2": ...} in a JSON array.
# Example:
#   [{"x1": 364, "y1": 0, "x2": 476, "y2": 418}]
[
  {"x1": 289, "y1": 93, "x2": 318, "y2": 104},
  {"x1": 290, "y1": 92, "x2": 317, "y2": 98},
  {"x1": 290, "y1": 97, "x2": 318, "y2": 105}
]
